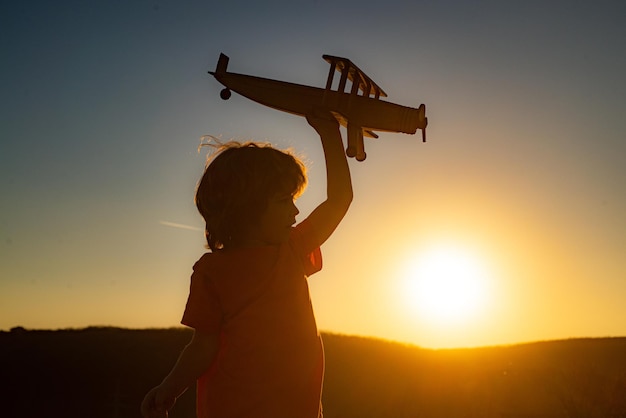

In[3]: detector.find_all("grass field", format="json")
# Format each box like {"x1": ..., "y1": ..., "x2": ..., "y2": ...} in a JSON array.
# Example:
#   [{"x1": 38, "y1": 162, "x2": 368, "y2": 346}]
[{"x1": 1, "y1": 327, "x2": 624, "y2": 418}]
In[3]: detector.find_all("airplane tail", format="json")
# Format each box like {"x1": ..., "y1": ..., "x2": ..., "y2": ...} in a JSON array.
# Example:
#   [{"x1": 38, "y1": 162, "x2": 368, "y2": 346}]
[{"x1": 209, "y1": 53, "x2": 229, "y2": 76}]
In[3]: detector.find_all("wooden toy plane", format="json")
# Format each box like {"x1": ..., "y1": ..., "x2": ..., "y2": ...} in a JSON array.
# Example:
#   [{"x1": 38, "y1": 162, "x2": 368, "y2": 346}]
[{"x1": 209, "y1": 53, "x2": 427, "y2": 161}]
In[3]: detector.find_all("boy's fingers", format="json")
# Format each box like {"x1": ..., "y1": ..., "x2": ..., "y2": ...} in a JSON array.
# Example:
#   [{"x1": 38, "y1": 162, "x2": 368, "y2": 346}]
[
  {"x1": 306, "y1": 109, "x2": 340, "y2": 135},
  {"x1": 307, "y1": 107, "x2": 337, "y2": 122}
]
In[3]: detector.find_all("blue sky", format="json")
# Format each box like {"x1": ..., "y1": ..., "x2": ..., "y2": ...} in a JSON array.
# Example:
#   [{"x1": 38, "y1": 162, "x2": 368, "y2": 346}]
[{"x1": 1, "y1": 0, "x2": 625, "y2": 348}]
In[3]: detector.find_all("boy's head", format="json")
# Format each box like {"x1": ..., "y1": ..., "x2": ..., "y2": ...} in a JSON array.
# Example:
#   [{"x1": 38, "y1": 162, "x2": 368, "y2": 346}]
[{"x1": 195, "y1": 141, "x2": 307, "y2": 251}]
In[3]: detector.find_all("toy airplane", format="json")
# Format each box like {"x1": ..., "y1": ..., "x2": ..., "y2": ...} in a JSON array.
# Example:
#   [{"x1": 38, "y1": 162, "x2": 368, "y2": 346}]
[{"x1": 209, "y1": 53, "x2": 427, "y2": 161}]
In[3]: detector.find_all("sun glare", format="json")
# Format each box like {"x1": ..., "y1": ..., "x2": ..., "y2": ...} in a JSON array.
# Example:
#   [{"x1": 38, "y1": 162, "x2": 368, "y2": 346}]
[{"x1": 398, "y1": 244, "x2": 492, "y2": 325}]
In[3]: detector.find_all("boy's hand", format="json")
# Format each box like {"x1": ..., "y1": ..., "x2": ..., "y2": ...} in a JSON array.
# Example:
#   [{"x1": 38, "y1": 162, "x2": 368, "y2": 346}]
[
  {"x1": 306, "y1": 108, "x2": 340, "y2": 136},
  {"x1": 141, "y1": 385, "x2": 176, "y2": 418}
]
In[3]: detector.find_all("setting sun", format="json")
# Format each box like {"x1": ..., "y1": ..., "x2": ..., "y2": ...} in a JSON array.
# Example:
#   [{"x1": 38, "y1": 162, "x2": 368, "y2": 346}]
[{"x1": 398, "y1": 244, "x2": 492, "y2": 325}]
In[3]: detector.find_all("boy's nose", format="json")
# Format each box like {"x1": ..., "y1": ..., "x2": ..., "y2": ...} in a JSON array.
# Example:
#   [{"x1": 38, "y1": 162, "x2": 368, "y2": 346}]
[{"x1": 291, "y1": 202, "x2": 300, "y2": 216}]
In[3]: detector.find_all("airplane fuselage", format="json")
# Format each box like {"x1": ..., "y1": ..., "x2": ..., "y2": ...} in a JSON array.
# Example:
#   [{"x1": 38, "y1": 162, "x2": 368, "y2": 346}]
[
  {"x1": 211, "y1": 56, "x2": 425, "y2": 137},
  {"x1": 209, "y1": 53, "x2": 428, "y2": 160}
]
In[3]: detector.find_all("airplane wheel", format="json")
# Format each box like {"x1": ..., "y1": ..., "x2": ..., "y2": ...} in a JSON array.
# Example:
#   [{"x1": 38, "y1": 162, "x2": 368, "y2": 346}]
[{"x1": 220, "y1": 88, "x2": 231, "y2": 100}]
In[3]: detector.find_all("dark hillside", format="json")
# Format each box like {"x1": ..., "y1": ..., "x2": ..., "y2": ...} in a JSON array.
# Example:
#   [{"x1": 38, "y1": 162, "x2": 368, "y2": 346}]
[
  {"x1": 1, "y1": 327, "x2": 195, "y2": 418},
  {"x1": 1, "y1": 327, "x2": 625, "y2": 418},
  {"x1": 322, "y1": 334, "x2": 626, "y2": 418}
]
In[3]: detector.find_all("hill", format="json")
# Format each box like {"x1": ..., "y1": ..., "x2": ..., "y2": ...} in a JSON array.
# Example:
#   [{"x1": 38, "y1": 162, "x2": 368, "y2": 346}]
[{"x1": 1, "y1": 327, "x2": 624, "y2": 418}]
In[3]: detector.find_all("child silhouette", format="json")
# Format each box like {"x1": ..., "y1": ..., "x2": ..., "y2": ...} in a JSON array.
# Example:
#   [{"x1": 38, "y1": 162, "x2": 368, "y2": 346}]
[{"x1": 141, "y1": 111, "x2": 353, "y2": 418}]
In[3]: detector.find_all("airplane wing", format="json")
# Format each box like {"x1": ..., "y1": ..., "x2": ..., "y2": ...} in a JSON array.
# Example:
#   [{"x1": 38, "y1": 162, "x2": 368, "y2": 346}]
[{"x1": 323, "y1": 55, "x2": 388, "y2": 99}]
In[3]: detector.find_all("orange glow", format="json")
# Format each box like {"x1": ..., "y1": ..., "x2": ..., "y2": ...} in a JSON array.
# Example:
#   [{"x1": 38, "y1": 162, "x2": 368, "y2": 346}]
[{"x1": 397, "y1": 243, "x2": 492, "y2": 325}]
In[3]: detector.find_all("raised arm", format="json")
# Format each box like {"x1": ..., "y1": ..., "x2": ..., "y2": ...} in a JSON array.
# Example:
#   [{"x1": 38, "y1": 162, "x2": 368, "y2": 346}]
[{"x1": 305, "y1": 111, "x2": 353, "y2": 245}]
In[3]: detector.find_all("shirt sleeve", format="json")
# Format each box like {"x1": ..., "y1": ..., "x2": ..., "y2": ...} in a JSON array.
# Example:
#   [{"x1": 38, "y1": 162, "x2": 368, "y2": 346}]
[
  {"x1": 181, "y1": 255, "x2": 223, "y2": 332},
  {"x1": 290, "y1": 218, "x2": 323, "y2": 277}
]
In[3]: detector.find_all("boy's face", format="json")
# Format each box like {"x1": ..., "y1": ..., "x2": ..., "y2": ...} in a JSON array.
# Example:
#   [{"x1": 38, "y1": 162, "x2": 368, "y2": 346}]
[{"x1": 248, "y1": 193, "x2": 299, "y2": 245}]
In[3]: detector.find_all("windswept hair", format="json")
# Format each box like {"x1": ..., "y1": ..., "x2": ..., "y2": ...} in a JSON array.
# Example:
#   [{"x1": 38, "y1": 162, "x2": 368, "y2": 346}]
[{"x1": 195, "y1": 138, "x2": 307, "y2": 251}]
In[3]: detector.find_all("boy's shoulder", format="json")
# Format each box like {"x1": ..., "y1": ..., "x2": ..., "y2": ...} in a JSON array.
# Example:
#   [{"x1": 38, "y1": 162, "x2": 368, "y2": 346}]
[
  {"x1": 192, "y1": 246, "x2": 278, "y2": 274},
  {"x1": 191, "y1": 221, "x2": 320, "y2": 275},
  {"x1": 193, "y1": 252, "x2": 213, "y2": 270}
]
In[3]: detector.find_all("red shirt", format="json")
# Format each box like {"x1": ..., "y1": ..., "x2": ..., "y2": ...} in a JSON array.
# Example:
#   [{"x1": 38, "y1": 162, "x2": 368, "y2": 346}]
[{"x1": 181, "y1": 219, "x2": 324, "y2": 418}]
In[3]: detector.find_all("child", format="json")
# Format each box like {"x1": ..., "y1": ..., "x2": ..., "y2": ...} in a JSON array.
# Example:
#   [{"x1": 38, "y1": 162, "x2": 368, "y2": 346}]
[{"x1": 141, "y1": 111, "x2": 353, "y2": 418}]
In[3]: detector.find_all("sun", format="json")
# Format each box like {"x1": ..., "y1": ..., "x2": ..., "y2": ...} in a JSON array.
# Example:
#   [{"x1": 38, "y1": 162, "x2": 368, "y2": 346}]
[{"x1": 398, "y1": 244, "x2": 492, "y2": 325}]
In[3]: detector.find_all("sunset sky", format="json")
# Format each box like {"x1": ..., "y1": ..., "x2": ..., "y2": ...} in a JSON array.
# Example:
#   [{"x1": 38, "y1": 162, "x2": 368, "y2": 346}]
[{"x1": 1, "y1": 0, "x2": 625, "y2": 349}]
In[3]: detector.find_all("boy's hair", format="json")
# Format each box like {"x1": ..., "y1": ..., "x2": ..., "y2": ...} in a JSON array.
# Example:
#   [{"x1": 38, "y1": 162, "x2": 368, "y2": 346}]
[{"x1": 195, "y1": 140, "x2": 307, "y2": 251}]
